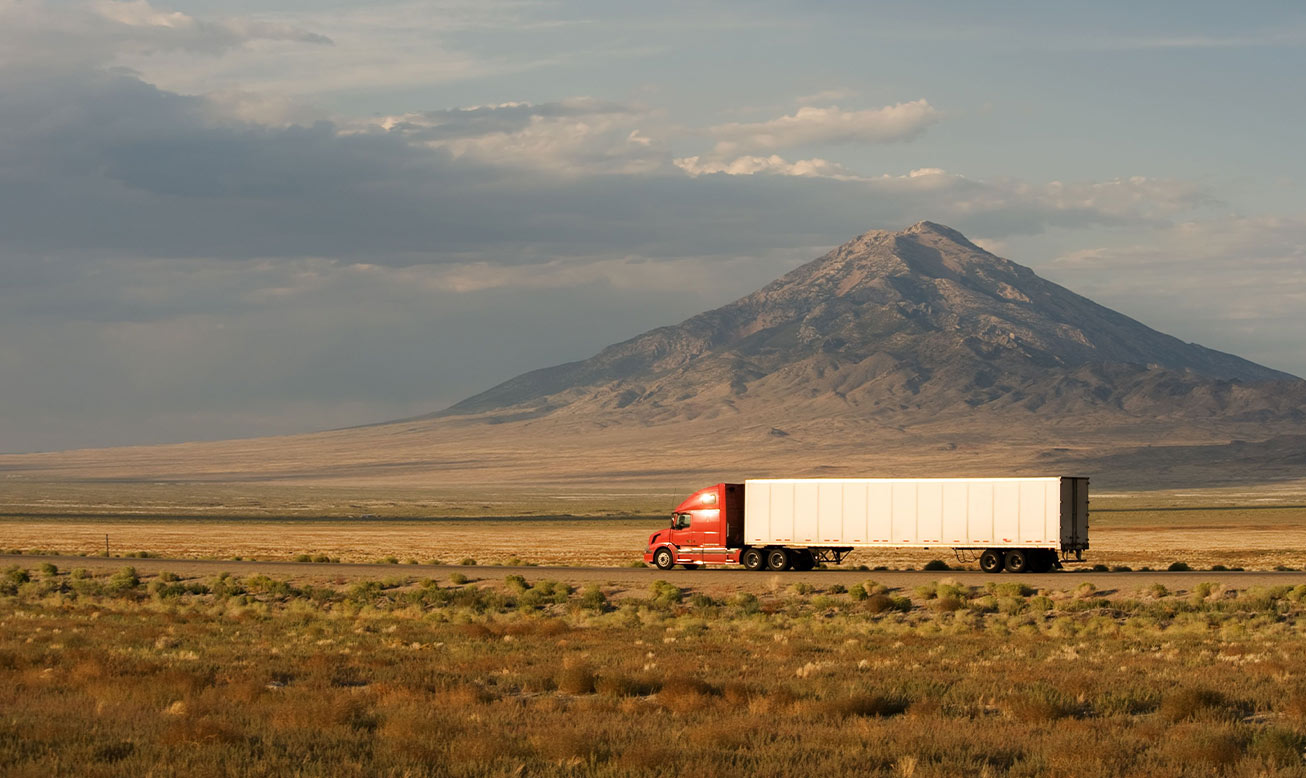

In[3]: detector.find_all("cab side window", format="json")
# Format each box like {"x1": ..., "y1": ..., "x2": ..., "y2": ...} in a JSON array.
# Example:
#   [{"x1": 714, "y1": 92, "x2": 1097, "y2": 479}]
[{"x1": 673, "y1": 513, "x2": 691, "y2": 529}]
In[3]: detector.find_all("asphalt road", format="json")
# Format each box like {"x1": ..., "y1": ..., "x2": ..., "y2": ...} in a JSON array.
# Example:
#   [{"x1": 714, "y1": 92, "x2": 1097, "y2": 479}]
[{"x1": 4, "y1": 554, "x2": 1305, "y2": 593}]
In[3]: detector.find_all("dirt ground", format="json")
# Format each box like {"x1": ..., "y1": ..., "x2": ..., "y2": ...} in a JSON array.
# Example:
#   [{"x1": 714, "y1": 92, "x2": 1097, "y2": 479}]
[
  {"x1": 6, "y1": 509, "x2": 1306, "y2": 571},
  {"x1": 4, "y1": 553, "x2": 1306, "y2": 597}
]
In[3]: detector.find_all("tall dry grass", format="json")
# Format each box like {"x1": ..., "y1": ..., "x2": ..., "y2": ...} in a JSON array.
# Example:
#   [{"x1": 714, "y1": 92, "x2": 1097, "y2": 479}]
[{"x1": 4, "y1": 563, "x2": 1306, "y2": 775}]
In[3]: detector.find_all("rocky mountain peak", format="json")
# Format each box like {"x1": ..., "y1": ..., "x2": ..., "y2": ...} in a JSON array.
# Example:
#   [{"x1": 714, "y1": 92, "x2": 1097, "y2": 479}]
[{"x1": 439, "y1": 222, "x2": 1301, "y2": 421}]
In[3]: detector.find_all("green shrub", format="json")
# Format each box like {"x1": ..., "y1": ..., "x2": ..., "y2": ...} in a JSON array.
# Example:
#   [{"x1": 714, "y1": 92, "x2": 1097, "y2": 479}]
[
  {"x1": 923, "y1": 559, "x2": 950, "y2": 571},
  {"x1": 988, "y1": 581, "x2": 1034, "y2": 598},
  {"x1": 448, "y1": 572, "x2": 469, "y2": 585},
  {"x1": 1, "y1": 565, "x2": 31, "y2": 595},
  {"x1": 107, "y1": 567, "x2": 140, "y2": 593},
  {"x1": 1167, "y1": 561, "x2": 1192, "y2": 572},
  {"x1": 731, "y1": 592, "x2": 760, "y2": 614},
  {"x1": 293, "y1": 553, "x2": 313, "y2": 562},
  {"x1": 866, "y1": 594, "x2": 912, "y2": 614},
  {"x1": 689, "y1": 592, "x2": 716, "y2": 609},
  {"x1": 649, "y1": 580, "x2": 682, "y2": 607},
  {"x1": 459, "y1": 558, "x2": 478, "y2": 566},
  {"x1": 827, "y1": 583, "x2": 847, "y2": 594},
  {"x1": 578, "y1": 583, "x2": 607, "y2": 612},
  {"x1": 39, "y1": 562, "x2": 58, "y2": 577}
]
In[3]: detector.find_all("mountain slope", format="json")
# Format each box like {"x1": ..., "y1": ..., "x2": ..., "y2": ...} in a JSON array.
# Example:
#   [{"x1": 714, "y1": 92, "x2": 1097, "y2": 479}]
[
  {"x1": 5, "y1": 221, "x2": 1304, "y2": 489},
  {"x1": 441, "y1": 221, "x2": 1302, "y2": 427}
]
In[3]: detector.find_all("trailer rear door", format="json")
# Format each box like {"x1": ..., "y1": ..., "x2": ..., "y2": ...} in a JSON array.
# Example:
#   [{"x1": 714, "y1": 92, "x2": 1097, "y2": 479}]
[{"x1": 1059, "y1": 477, "x2": 1090, "y2": 550}]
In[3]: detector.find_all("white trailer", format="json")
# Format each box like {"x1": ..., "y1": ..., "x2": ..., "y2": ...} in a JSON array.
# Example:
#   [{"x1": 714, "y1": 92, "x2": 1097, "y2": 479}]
[{"x1": 742, "y1": 477, "x2": 1089, "y2": 573}]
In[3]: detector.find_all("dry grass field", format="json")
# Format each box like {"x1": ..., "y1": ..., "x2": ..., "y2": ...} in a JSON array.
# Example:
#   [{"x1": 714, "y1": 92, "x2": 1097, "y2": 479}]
[
  {"x1": 6, "y1": 562, "x2": 1306, "y2": 776},
  {"x1": 2, "y1": 479, "x2": 1306, "y2": 570}
]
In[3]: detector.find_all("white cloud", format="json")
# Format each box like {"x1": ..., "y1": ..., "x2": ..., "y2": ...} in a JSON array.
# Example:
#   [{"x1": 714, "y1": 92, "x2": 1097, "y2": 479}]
[
  {"x1": 674, "y1": 154, "x2": 855, "y2": 179},
  {"x1": 706, "y1": 99, "x2": 941, "y2": 155},
  {"x1": 0, "y1": 0, "x2": 330, "y2": 72},
  {"x1": 370, "y1": 98, "x2": 669, "y2": 174}
]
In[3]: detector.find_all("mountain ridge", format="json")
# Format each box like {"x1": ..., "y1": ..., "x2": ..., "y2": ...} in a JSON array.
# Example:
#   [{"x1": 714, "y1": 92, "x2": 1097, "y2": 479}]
[
  {"x1": 439, "y1": 221, "x2": 1301, "y2": 426},
  {"x1": 4, "y1": 221, "x2": 1303, "y2": 489}
]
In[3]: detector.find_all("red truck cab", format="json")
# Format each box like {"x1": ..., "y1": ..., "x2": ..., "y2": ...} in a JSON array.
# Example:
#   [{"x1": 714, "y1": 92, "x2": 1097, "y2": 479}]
[{"x1": 643, "y1": 483, "x2": 744, "y2": 569}]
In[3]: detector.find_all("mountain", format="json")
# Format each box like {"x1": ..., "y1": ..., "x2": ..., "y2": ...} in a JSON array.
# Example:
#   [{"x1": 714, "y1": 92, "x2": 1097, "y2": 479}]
[
  {"x1": 438, "y1": 221, "x2": 1303, "y2": 430},
  {"x1": 5, "y1": 221, "x2": 1304, "y2": 488}
]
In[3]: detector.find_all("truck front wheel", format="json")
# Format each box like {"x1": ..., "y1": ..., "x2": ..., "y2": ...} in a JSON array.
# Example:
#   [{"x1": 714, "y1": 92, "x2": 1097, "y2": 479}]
[
  {"x1": 741, "y1": 548, "x2": 765, "y2": 571},
  {"x1": 765, "y1": 548, "x2": 791, "y2": 571},
  {"x1": 653, "y1": 547, "x2": 675, "y2": 571},
  {"x1": 980, "y1": 549, "x2": 1004, "y2": 573}
]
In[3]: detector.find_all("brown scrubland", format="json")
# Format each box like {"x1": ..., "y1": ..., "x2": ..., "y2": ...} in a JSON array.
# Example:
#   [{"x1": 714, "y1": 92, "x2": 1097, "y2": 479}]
[{"x1": 5, "y1": 562, "x2": 1306, "y2": 776}]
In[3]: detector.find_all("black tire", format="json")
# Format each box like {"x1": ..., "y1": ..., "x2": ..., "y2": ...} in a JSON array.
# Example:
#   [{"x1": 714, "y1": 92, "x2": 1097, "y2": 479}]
[
  {"x1": 741, "y1": 548, "x2": 765, "y2": 571},
  {"x1": 980, "y1": 549, "x2": 1004, "y2": 574},
  {"x1": 765, "y1": 548, "x2": 791, "y2": 571},
  {"x1": 653, "y1": 547, "x2": 675, "y2": 571},
  {"x1": 1028, "y1": 550, "x2": 1054, "y2": 574},
  {"x1": 792, "y1": 550, "x2": 816, "y2": 571},
  {"x1": 1005, "y1": 548, "x2": 1030, "y2": 574}
]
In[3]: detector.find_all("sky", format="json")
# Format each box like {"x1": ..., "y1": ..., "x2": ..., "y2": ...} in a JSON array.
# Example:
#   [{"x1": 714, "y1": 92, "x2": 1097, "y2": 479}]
[{"x1": 2, "y1": 0, "x2": 1305, "y2": 452}]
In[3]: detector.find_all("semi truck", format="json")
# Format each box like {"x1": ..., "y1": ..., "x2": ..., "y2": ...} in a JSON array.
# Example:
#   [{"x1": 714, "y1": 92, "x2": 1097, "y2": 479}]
[{"x1": 643, "y1": 477, "x2": 1089, "y2": 574}]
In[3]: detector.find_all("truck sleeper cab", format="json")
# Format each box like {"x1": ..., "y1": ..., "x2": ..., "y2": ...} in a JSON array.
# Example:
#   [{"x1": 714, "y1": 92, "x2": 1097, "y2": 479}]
[{"x1": 642, "y1": 477, "x2": 1089, "y2": 574}]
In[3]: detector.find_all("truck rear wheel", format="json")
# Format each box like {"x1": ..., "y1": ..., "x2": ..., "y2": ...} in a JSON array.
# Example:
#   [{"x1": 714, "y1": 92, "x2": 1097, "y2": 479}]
[
  {"x1": 765, "y1": 548, "x2": 791, "y2": 571},
  {"x1": 653, "y1": 547, "x2": 675, "y2": 571},
  {"x1": 980, "y1": 549, "x2": 1004, "y2": 573},
  {"x1": 741, "y1": 548, "x2": 765, "y2": 571},
  {"x1": 1004, "y1": 549, "x2": 1030, "y2": 574}
]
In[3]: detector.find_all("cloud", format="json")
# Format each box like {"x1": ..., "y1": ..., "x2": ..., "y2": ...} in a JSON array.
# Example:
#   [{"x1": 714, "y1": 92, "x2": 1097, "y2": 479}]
[
  {"x1": 370, "y1": 98, "x2": 669, "y2": 174},
  {"x1": 706, "y1": 99, "x2": 941, "y2": 155},
  {"x1": 0, "y1": 0, "x2": 330, "y2": 72},
  {"x1": 674, "y1": 154, "x2": 855, "y2": 179},
  {"x1": 4, "y1": 0, "x2": 1281, "y2": 452}
]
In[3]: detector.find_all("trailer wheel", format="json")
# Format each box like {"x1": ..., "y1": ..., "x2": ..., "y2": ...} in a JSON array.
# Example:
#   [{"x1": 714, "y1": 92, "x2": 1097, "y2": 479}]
[
  {"x1": 792, "y1": 550, "x2": 816, "y2": 571},
  {"x1": 741, "y1": 548, "x2": 765, "y2": 571},
  {"x1": 1028, "y1": 550, "x2": 1054, "y2": 574},
  {"x1": 1004, "y1": 549, "x2": 1030, "y2": 574},
  {"x1": 653, "y1": 547, "x2": 675, "y2": 571},
  {"x1": 980, "y1": 549, "x2": 1004, "y2": 573},
  {"x1": 765, "y1": 548, "x2": 791, "y2": 571}
]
